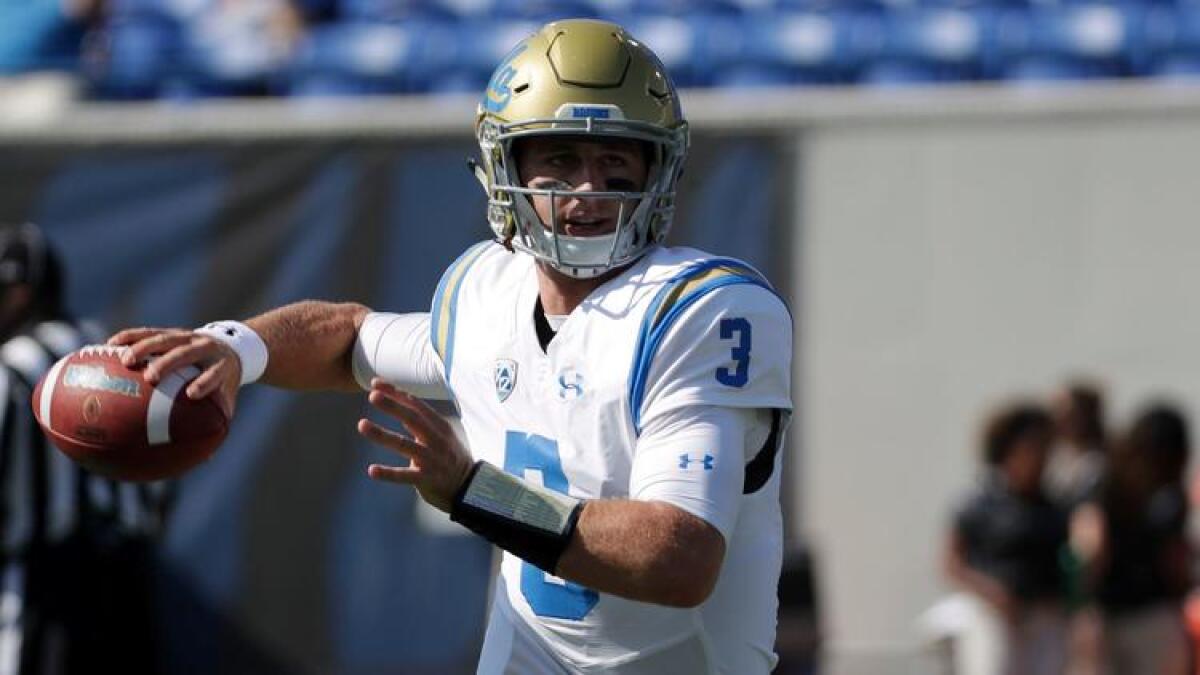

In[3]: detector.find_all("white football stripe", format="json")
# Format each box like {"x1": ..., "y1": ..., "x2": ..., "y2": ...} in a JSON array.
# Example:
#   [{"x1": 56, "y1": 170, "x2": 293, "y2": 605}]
[
  {"x1": 147, "y1": 366, "x2": 199, "y2": 445},
  {"x1": 39, "y1": 355, "x2": 69, "y2": 427}
]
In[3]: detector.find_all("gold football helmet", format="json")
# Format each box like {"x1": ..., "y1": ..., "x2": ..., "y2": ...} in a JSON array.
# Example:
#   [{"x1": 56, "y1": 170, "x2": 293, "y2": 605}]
[{"x1": 473, "y1": 19, "x2": 689, "y2": 279}]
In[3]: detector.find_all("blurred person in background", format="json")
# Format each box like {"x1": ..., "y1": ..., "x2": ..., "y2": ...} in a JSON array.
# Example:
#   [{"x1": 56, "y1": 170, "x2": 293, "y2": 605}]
[
  {"x1": 1080, "y1": 403, "x2": 1192, "y2": 675},
  {"x1": 943, "y1": 401, "x2": 1069, "y2": 675},
  {"x1": 0, "y1": 222, "x2": 170, "y2": 675},
  {"x1": 1047, "y1": 379, "x2": 1109, "y2": 509},
  {"x1": 1045, "y1": 379, "x2": 1109, "y2": 675}
]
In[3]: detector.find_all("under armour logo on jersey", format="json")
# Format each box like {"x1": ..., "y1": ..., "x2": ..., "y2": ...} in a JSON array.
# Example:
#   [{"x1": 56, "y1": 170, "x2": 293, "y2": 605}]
[
  {"x1": 679, "y1": 454, "x2": 715, "y2": 471},
  {"x1": 557, "y1": 371, "x2": 584, "y2": 401},
  {"x1": 494, "y1": 359, "x2": 518, "y2": 403}
]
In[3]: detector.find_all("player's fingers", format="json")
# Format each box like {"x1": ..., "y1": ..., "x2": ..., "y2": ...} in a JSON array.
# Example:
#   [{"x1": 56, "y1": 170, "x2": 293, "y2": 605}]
[
  {"x1": 357, "y1": 419, "x2": 425, "y2": 460},
  {"x1": 107, "y1": 327, "x2": 166, "y2": 346},
  {"x1": 122, "y1": 330, "x2": 194, "y2": 367},
  {"x1": 366, "y1": 464, "x2": 421, "y2": 485},
  {"x1": 366, "y1": 388, "x2": 430, "y2": 438},
  {"x1": 142, "y1": 339, "x2": 219, "y2": 384},
  {"x1": 371, "y1": 380, "x2": 453, "y2": 438},
  {"x1": 185, "y1": 361, "x2": 231, "y2": 400}
]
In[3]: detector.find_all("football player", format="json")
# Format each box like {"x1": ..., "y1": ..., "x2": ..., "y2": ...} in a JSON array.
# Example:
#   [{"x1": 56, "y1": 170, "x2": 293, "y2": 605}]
[{"x1": 112, "y1": 19, "x2": 793, "y2": 675}]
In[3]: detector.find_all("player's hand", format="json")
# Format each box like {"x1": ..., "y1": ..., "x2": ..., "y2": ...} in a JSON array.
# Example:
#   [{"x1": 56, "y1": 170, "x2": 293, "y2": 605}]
[
  {"x1": 357, "y1": 379, "x2": 474, "y2": 513},
  {"x1": 107, "y1": 327, "x2": 242, "y2": 419}
]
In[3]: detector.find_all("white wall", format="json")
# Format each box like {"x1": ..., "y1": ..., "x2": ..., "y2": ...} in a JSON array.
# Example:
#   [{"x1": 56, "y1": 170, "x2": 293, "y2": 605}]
[{"x1": 798, "y1": 104, "x2": 1200, "y2": 666}]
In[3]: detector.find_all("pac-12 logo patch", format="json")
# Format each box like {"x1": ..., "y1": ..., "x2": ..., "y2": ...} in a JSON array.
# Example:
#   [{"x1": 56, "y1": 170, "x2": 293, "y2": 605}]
[{"x1": 494, "y1": 359, "x2": 518, "y2": 402}]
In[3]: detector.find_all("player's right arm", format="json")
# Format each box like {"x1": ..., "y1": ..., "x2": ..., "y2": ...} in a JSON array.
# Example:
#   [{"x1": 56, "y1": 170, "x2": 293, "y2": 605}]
[{"x1": 108, "y1": 301, "x2": 373, "y2": 415}]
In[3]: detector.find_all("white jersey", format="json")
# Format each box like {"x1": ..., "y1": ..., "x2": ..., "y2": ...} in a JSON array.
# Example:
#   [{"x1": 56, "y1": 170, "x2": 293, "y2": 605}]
[{"x1": 358, "y1": 242, "x2": 792, "y2": 674}]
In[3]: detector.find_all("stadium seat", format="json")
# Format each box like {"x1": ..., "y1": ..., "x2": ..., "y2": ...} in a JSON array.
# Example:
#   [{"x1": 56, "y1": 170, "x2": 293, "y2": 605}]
[
  {"x1": 1143, "y1": 5, "x2": 1200, "y2": 79},
  {"x1": 488, "y1": 0, "x2": 599, "y2": 20},
  {"x1": 287, "y1": 21, "x2": 455, "y2": 96},
  {"x1": 857, "y1": 7, "x2": 987, "y2": 85},
  {"x1": 630, "y1": 0, "x2": 757, "y2": 16},
  {"x1": 106, "y1": 0, "x2": 176, "y2": 17},
  {"x1": 992, "y1": 4, "x2": 1141, "y2": 82},
  {"x1": 0, "y1": 0, "x2": 87, "y2": 74},
  {"x1": 460, "y1": 19, "x2": 541, "y2": 69},
  {"x1": 777, "y1": 0, "x2": 892, "y2": 10},
  {"x1": 337, "y1": 0, "x2": 446, "y2": 21},
  {"x1": 618, "y1": 14, "x2": 702, "y2": 86},
  {"x1": 173, "y1": 24, "x2": 296, "y2": 97},
  {"x1": 719, "y1": 10, "x2": 858, "y2": 85},
  {"x1": 89, "y1": 12, "x2": 184, "y2": 99}
]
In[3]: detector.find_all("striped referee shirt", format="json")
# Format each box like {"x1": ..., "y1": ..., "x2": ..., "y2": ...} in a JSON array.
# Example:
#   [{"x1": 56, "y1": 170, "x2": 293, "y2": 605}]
[{"x1": 0, "y1": 319, "x2": 171, "y2": 673}]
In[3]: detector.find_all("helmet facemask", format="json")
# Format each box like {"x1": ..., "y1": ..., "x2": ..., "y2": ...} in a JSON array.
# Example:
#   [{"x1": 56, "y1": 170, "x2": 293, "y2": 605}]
[{"x1": 477, "y1": 113, "x2": 688, "y2": 279}]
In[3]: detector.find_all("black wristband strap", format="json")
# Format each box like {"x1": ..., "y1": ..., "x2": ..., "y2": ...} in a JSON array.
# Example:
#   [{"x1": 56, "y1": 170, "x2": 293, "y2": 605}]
[{"x1": 450, "y1": 460, "x2": 584, "y2": 574}]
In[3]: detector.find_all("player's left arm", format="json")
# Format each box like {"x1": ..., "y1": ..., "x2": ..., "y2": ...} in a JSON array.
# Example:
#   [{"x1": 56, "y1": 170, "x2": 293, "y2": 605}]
[
  {"x1": 556, "y1": 404, "x2": 768, "y2": 607},
  {"x1": 360, "y1": 384, "x2": 754, "y2": 608},
  {"x1": 360, "y1": 282, "x2": 792, "y2": 608},
  {"x1": 569, "y1": 282, "x2": 793, "y2": 606}
]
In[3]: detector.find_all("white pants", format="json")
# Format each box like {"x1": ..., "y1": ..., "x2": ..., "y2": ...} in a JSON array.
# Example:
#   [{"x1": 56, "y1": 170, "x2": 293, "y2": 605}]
[{"x1": 922, "y1": 592, "x2": 1068, "y2": 675}]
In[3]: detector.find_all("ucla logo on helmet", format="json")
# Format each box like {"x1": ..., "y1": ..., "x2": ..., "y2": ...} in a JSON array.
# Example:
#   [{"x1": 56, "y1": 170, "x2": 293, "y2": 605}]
[
  {"x1": 494, "y1": 359, "x2": 518, "y2": 402},
  {"x1": 483, "y1": 44, "x2": 528, "y2": 113}
]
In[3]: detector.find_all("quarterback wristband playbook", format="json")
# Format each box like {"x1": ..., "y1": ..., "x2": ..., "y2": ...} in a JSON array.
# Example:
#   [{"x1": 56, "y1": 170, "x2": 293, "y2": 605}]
[
  {"x1": 195, "y1": 321, "x2": 269, "y2": 385},
  {"x1": 450, "y1": 461, "x2": 584, "y2": 573}
]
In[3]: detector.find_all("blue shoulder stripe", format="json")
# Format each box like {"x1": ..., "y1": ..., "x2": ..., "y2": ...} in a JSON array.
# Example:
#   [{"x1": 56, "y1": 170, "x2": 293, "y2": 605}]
[
  {"x1": 430, "y1": 241, "x2": 493, "y2": 382},
  {"x1": 628, "y1": 258, "x2": 779, "y2": 433}
]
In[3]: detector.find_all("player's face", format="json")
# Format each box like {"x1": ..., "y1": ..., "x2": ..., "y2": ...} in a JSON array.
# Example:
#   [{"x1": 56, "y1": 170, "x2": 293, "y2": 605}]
[{"x1": 515, "y1": 136, "x2": 649, "y2": 237}]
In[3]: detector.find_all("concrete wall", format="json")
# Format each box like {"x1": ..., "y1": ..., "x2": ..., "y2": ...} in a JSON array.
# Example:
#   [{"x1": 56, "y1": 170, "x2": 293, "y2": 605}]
[{"x1": 797, "y1": 94, "x2": 1200, "y2": 669}]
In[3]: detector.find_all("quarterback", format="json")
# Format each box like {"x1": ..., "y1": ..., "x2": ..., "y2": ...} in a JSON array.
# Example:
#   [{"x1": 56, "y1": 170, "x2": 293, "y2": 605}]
[{"x1": 113, "y1": 19, "x2": 793, "y2": 675}]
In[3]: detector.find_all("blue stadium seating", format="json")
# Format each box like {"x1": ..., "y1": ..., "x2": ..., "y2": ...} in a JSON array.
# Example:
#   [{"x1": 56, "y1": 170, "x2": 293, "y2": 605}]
[
  {"x1": 1143, "y1": 5, "x2": 1200, "y2": 79},
  {"x1": 619, "y1": 14, "x2": 704, "y2": 86},
  {"x1": 287, "y1": 20, "x2": 458, "y2": 96},
  {"x1": 89, "y1": 12, "x2": 184, "y2": 99},
  {"x1": 337, "y1": 0, "x2": 447, "y2": 21},
  {"x1": 856, "y1": 7, "x2": 989, "y2": 85},
  {"x1": 489, "y1": 0, "x2": 599, "y2": 20},
  {"x1": 65, "y1": 0, "x2": 1200, "y2": 99},
  {"x1": 707, "y1": 10, "x2": 858, "y2": 87},
  {"x1": 992, "y1": 4, "x2": 1143, "y2": 82},
  {"x1": 631, "y1": 0, "x2": 754, "y2": 16},
  {"x1": 0, "y1": 0, "x2": 87, "y2": 74}
]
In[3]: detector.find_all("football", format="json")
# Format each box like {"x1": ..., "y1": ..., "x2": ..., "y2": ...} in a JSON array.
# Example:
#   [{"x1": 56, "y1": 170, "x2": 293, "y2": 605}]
[{"x1": 31, "y1": 344, "x2": 229, "y2": 482}]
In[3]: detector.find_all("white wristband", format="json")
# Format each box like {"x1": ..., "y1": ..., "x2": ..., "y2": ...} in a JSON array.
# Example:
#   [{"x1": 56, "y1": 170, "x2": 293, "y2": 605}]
[{"x1": 195, "y1": 320, "x2": 269, "y2": 385}]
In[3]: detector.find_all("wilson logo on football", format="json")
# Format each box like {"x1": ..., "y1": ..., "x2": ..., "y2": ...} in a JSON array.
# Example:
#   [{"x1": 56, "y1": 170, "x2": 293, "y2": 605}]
[{"x1": 63, "y1": 364, "x2": 141, "y2": 398}]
